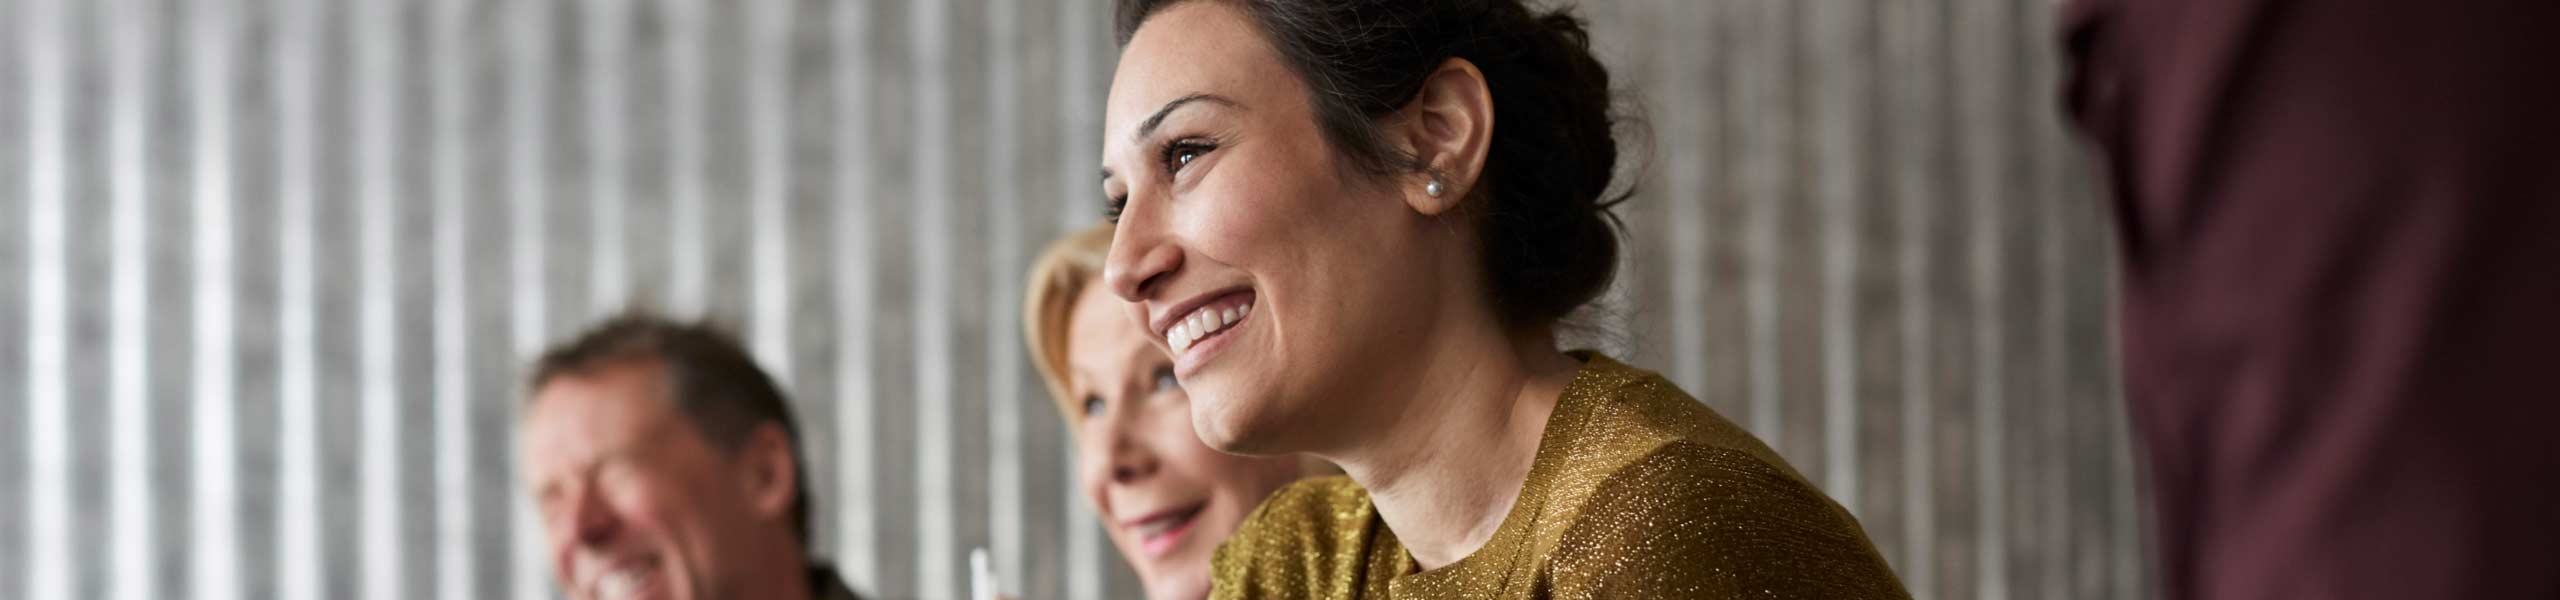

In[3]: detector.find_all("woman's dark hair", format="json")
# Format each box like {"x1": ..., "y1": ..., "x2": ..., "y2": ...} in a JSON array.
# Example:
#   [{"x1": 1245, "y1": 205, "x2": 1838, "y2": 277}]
[{"x1": 1115, "y1": 0, "x2": 1628, "y2": 330}]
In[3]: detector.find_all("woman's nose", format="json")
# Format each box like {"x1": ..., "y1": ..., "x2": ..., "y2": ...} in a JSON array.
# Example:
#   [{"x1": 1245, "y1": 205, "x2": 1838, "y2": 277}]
[
  {"x1": 1098, "y1": 421, "x2": 1160, "y2": 485},
  {"x1": 1103, "y1": 208, "x2": 1182, "y2": 303}
]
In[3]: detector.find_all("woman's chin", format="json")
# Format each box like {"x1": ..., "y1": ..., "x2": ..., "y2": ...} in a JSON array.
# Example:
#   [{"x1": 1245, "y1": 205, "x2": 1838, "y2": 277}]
[
  {"x1": 1193, "y1": 421, "x2": 1256, "y2": 456},
  {"x1": 1191, "y1": 399, "x2": 1291, "y2": 456}
]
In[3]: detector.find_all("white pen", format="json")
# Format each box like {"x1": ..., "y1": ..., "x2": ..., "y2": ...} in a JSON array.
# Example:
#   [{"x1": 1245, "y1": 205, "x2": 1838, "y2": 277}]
[{"x1": 970, "y1": 547, "x2": 1001, "y2": 600}]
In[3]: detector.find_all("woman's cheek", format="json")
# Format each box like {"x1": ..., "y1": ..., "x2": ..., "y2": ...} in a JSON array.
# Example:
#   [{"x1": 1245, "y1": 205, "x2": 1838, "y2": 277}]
[
  {"x1": 1073, "y1": 435, "x2": 1114, "y2": 514},
  {"x1": 1190, "y1": 157, "x2": 1312, "y2": 251}
]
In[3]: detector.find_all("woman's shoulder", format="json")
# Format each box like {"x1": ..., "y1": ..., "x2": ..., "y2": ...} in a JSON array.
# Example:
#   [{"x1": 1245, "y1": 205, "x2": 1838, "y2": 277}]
[
  {"x1": 1543, "y1": 442, "x2": 1911, "y2": 598},
  {"x1": 1565, "y1": 353, "x2": 1812, "y2": 481},
  {"x1": 1209, "y1": 476, "x2": 1387, "y2": 600}
]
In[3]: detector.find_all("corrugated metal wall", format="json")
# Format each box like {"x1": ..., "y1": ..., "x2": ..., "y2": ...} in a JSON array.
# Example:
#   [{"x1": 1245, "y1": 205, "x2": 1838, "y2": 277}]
[{"x1": 0, "y1": 0, "x2": 2143, "y2": 599}]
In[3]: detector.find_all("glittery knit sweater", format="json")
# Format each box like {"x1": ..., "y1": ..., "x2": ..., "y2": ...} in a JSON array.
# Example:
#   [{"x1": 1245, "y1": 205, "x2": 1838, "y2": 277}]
[{"x1": 1209, "y1": 353, "x2": 1910, "y2": 599}]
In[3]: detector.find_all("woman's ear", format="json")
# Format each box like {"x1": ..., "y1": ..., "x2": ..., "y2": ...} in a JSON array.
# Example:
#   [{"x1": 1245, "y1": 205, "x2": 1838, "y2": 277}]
[
  {"x1": 1397, "y1": 58, "x2": 1495, "y2": 216},
  {"x1": 736, "y1": 424, "x2": 799, "y2": 523}
]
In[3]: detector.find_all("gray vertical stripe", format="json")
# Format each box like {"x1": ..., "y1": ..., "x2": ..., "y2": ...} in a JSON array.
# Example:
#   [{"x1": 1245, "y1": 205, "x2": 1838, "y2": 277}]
[
  {"x1": 911, "y1": 0, "x2": 960, "y2": 596},
  {"x1": 831, "y1": 0, "x2": 880, "y2": 588},
  {"x1": 509, "y1": 0, "x2": 553, "y2": 358},
  {"x1": 104, "y1": 0, "x2": 157, "y2": 596},
  {"x1": 2024, "y1": 3, "x2": 2076, "y2": 594},
  {"x1": 587, "y1": 0, "x2": 631, "y2": 312},
  {"x1": 986, "y1": 0, "x2": 1030, "y2": 591},
  {"x1": 353, "y1": 0, "x2": 404, "y2": 596},
  {"x1": 429, "y1": 0, "x2": 475, "y2": 598},
  {"x1": 21, "y1": 0, "x2": 71, "y2": 597},
  {"x1": 1737, "y1": 0, "x2": 1785, "y2": 445},
  {"x1": 2109, "y1": 256, "x2": 2147, "y2": 597},
  {"x1": 1661, "y1": 0, "x2": 1711, "y2": 396},
  {"x1": 188, "y1": 0, "x2": 242, "y2": 597},
  {"x1": 2038, "y1": 121, "x2": 2075, "y2": 600},
  {"x1": 1058, "y1": 1, "x2": 1108, "y2": 598},
  {"x1": 1809, "y1": 0, "x2": 1867, "y2": 504},
  {"x1": 1, "y1": 0, "x2": 25, "y2": 586},
  {"x1": 271, "y1": 0, "x2": 321, "y2": 596},
  {"x1": 1957, "y1": 0, "x2": 2011, "y2": 593},
  {"x1": 664, "y1": 0, "x2": 706, "y2": 316},
  {"x1": 748, "y1": 0, "x2": 793, "y2": 386},
  {"x1": 506, "y1": 1, "x2": 552, "y2": 598},
  {"x1": 1884, "y1": 0, "x2": 1943, "y2": 593}
]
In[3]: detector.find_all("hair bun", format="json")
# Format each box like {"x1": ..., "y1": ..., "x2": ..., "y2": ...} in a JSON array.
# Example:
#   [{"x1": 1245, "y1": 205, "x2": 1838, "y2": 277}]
[{"x1": 1466, "y1": 4, "x2": 1626, "y2": 327}]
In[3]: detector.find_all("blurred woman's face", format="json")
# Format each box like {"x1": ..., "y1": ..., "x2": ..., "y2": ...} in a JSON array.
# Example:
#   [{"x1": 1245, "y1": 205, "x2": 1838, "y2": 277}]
[
  {"x1": 1067, "y1": 284, "x2": 1305, "y2": 600},
  {"x1": 1100, "y1": 2, "x2": 1455, "y2": 456}
]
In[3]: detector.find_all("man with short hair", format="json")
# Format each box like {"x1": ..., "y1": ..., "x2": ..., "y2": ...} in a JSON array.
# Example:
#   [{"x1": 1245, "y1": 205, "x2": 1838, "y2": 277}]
[{"x1": 519, "y1": 312, "x2": 863, "y2": 600}]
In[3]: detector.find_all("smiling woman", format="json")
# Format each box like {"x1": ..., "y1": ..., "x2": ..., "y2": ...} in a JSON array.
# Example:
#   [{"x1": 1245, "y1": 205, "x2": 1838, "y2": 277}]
[
  {"x1": 1094, "y1": 0, "x2": 1909, "y2": 598},
  {"x1": 1024, "y1": 224, "x2": 1319, "y2": 600}
]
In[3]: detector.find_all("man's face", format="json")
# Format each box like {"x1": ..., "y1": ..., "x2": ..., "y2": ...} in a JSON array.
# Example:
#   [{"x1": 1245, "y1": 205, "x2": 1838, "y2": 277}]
[{"x1": 520, "y1": 362, "x2": 783, "y2": 600}]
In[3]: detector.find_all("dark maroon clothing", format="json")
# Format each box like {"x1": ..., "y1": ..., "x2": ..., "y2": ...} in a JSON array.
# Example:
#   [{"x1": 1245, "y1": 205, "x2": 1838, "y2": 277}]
[{"x1": 2061, "y1": 0, "x2": 2560, "y2": 598}]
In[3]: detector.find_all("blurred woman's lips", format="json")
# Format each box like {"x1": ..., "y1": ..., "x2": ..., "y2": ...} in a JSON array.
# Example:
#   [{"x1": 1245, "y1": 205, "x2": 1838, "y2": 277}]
[{"x1": 1122, "y1": 500, "x2": 1209, "y2": 559}]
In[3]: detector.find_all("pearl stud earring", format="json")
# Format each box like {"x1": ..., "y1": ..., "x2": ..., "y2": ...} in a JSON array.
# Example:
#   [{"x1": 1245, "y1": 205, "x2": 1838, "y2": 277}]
[{"x1": 1425, "y1": 178, "x2": 1445, "y2": 198}]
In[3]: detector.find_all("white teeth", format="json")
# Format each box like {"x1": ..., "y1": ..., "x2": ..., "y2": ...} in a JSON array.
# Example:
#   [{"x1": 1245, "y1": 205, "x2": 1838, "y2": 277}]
[
  {"x1": 592, "y1": 565, "x2": 648, "y2": 600},
  {"x1": 598, "y1": 571, "x2": 633, "y2": 600},
  {"x1": 1168, "y1": 301, "x2": 1255, "y2": 356},
  {"x1": 1131, "y1": 508, "x2": 1197, "y2": 539}
]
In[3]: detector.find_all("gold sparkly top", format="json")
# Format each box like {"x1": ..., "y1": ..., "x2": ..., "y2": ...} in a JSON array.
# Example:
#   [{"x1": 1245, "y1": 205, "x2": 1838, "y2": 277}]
[{"x1": 1208, "y1": 353, "x2": 1910, "y2": 599}]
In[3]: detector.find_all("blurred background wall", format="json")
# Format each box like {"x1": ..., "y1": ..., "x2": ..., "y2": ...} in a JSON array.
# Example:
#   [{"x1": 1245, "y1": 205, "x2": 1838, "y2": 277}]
[{"x1": 0, "y1": 0, "x2": 2142, "y2": 598}]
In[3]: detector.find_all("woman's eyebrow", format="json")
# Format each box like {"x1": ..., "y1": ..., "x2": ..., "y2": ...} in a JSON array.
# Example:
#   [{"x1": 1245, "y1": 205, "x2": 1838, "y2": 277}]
[
  {"x1": 1134, "y1": 93, "x2": 1239, "y2": 143},
  {"x1": 1101, "y1": 92, "x2": 1241, "y2": 183}
]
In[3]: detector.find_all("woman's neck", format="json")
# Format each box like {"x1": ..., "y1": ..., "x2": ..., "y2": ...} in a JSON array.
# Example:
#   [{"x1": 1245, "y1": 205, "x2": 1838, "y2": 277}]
[{"x1": 1321, "y1": 329, "x2": 1580, "y2": 571}]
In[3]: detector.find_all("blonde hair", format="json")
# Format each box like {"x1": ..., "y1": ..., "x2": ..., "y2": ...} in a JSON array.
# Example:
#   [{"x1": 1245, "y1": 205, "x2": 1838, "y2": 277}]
[
  {"x1": 1022, "y1": 224, "x2": 1342, "y2": 477},
  {"x1": 1023, "y1": 223, "x2": 1117, "y2": 426}
]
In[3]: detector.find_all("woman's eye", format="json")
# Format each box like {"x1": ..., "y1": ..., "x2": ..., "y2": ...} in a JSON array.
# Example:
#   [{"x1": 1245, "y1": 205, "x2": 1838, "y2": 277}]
[
  {"x1": 1161, "y1": 140, "x2": 1215, "y2": 173},
  {"x1": 1080, "y1": 395, "x2": 1105, "y2": 417},
  {"x1": 1152, "y1": 367, "x2": 1180, "y2": 393}
]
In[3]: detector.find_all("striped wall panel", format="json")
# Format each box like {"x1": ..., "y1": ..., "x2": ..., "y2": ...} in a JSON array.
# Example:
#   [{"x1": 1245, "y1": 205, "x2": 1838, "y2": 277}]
[{"x1": 1, "y1": 0, "x2": 2145, "y2": 598}]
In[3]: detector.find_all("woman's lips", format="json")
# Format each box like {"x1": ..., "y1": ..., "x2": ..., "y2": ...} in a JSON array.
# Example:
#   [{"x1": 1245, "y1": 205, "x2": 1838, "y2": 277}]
[
  {"x1": 1165, "y1": 292, "x2": 1253, "y2": 356},
  {"x1": 1165, "y1": 292, "x2": 1255, "y2": 378},
  {"x1": 1126, "y1": 501, "x2": 1208, "y2": 559}
]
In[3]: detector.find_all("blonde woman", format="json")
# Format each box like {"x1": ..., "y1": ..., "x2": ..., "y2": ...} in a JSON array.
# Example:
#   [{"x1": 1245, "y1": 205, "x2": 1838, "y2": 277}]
[{"x1": 1025, "y1": 224, "x2": 1317, "y2": 600}]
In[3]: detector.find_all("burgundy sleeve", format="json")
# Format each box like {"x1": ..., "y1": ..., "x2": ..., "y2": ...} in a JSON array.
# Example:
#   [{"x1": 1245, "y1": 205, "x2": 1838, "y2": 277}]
[{"x1": 2060, "y1": 0, "x2": 2560, "y2": 598}]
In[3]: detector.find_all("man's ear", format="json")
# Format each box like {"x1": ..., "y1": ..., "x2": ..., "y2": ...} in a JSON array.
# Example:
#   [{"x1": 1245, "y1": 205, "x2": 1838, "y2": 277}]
[
  {"x1": 736, "y1": 423, "x2": 799, "y2": 523},
  {"x1": 1395, "y1": 57, "x2": 1495, "y2": 216}
]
